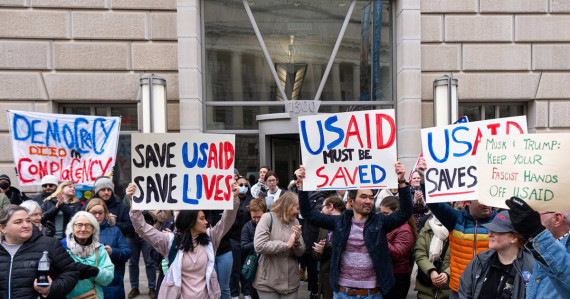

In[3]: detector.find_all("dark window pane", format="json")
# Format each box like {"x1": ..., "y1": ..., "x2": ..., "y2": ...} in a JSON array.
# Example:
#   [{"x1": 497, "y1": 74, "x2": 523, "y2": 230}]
[
  {"x1": 235, "y1": 134, "x2": 260, "y2": 185},
  {"x1": 112, "y1": 135, "x2": 131, "y2": 199},
  {"x1": 95, "y1": 107, "x2": 107, "y2": 116},
  {"x1": 485, "y1": 105, "x2": 495, "y2": 120},
  {"x1": 499, "y1": 105, "x2": 524, "y2": 118},
  {"x1": 63, "y1": 107, "x2": 91, "y2": 115},
  {"x1": 111, "y1": 107, "x2": 138, "y2": 131},
  {"x1": 459, "y1": 105, "x2": 481, "y2": 122}
]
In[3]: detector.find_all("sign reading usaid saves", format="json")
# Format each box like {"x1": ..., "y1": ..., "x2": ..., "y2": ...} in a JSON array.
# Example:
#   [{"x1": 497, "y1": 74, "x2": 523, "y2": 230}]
[
  {"x1": 420, "y1": 116, "x2": 527, "y2": 203},
  {"x1": 8, "y1": 110, "x2": 120, "y2": 186},
  {"x1": 478, "y1": 133, "x2": 570, "y2": 211},
  {"x1": 298, "y1": 110, "x2": 398, "y2": 191},
  {"x1": 131, "y1": 133, "x2": 235, "y2": 210}
]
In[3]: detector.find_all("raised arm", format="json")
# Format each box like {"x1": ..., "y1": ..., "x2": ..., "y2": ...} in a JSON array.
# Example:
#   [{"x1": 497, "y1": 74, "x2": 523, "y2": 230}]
[
  {"x1": 295, "y1": 165, "x2": 337, "y2": 231},
  {"x1": 426, "y1": 202, "x2": 460, "y2": 232},
  {"x1": 382, "y1": 161, "x2": 413, "y2": 232}
]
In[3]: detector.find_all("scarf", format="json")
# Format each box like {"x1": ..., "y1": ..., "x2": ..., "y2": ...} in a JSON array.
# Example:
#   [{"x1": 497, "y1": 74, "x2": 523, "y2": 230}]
[
  {"x1": 428, "y1": 216, "x2": 449, "y2": 263},
  {"x1": 67, "y1": 234, "x2": 101, "y2": 259}
]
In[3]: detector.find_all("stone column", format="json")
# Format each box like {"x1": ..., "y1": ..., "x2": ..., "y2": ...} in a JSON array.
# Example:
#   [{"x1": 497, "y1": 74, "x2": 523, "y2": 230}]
[{"x1": 231, "y1": 51, "x2": 243, "y2": 127}]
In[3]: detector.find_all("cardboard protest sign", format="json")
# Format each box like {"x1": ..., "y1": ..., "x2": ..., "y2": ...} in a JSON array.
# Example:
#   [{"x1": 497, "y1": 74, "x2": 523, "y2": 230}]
[
  {"x1": 478, "y1": 133, "x2": 570, "y2": 211},
  {"x1": 131, "y1": 133, "x2": 235, "y2": 210},
  {"x1": 298, "y1": 109, "x2": 397, "y2": 191},
  {"x1": 8, "y1": 110, "x2": 120, "y2": 186},
  {"x1": 420, "y1": 116, "x2": 527, "y2": 203}
]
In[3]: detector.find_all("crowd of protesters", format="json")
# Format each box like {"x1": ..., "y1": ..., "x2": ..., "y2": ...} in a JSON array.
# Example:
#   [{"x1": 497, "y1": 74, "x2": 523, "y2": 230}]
[{"x1": 0, "y1": 154, "x2": 570, "y2": 299}]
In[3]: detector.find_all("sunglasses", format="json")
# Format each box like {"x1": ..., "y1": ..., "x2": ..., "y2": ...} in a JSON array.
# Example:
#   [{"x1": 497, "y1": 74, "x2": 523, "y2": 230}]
[{"x1": 239, "y1": 184, "x2": 248, "y2": 187}]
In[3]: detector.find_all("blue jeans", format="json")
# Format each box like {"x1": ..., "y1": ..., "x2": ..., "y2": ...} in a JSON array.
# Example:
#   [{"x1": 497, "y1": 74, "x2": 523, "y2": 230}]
[
  {"x1": 127, "y1": 237, "x2": 157, "y2": 289},
  {"x1": 215, "y1": 251, "x2": 233, "y2": 299},
  {"x1": 334, "y1": 290, "x2": 382, "y2": 299}
]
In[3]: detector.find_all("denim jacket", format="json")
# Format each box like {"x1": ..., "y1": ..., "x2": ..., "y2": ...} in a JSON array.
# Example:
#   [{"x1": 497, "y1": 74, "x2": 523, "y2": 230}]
[
  {"x1": 299, "y1": 185, "x2": 412, "y2": 295},
  {"x1": 526, "y1": 230, "x2": 570, "y2": 299}
]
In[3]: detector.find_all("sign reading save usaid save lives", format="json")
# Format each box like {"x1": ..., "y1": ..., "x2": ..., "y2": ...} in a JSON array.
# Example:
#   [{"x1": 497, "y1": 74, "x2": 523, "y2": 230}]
[
  {"x1": 298, "y1": 110, "x2": 398, "y2": 191},
  {"x1": 8, "y1": 110, "x2": 120, "y2": 186},
  {"x1": 478, "y1": 133, "x2": 570, "y2": 211},
  {"x1": 131, "y1": 133, "x2": 235, "y2": 210},
  {"x1": 420, "y1": 116, "x2": 527, "y2": 203}
]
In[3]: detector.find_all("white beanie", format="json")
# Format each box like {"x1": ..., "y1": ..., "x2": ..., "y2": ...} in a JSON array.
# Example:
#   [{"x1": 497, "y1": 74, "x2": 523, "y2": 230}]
[
  {"x1": 41, "y1": 175, "x2": 58, "y2": 186},
  {"x1": 93, "y1": 177, "x2": 115, "y2": 195}
]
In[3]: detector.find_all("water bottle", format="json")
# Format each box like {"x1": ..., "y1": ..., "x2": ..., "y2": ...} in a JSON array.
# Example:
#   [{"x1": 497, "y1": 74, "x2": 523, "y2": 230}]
[{"x1": 36, "y1": 251, "x2": 50, "y2": 287}]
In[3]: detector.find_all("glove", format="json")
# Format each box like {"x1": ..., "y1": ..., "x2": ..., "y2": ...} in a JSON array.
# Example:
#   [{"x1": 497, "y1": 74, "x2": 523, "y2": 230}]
[
  {"x1": 76, "y1": 263, "x2": 100, "y2": 280},
  {"x1": 505, "y1": 196, "x2": 545, "y2": 239}
]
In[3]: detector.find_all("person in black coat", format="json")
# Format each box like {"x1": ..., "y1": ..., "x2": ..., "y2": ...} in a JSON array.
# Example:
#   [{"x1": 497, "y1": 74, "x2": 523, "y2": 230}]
[
  {"x1": 240, "y1": 198, "x2": 268, "y2": 299},
  {"x1": 0, "y1": 174, "x2": 29, "y2": 205},
  {"x1": 0, "y1": 205, "x2": 79, "y2": 299},
  {"x1": 230, "y1": 176, "x2": 254, "y2": 298},
  {"x1": 82, "y1": 176, "x2": 134, "y2": 237},
  {"x1": 31, "y1": 175, "x2": 59, "y2": 206},
  {"x1": 41, "y1": 181, "x2": 83, "y2": 240}
]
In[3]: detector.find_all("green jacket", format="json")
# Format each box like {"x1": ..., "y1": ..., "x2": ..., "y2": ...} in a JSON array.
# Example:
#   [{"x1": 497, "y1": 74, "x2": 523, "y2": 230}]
[
  {"x1": 65, "y1": 244, "x2": 115, "y2": 299},
  {"x1": 413, "y1": 217, "x2": 451, "y2": 299},
  {"x1": 0, "y1": 193, "x2": 10, "y2": 208}
]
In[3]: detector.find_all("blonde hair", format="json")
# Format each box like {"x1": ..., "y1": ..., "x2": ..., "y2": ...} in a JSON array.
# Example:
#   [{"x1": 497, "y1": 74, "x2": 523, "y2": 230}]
[
  {"x1": 270, "y1": 191, "x2": 298, "y2": 222},
  {"x1": 85, "y1": 198, "x2": 109, "y2": 222},
  {"x1": 45, "y1": 181, "x2": 79, "y2": 204},
  {"x1": 247, "y1": 198, "x2": 267, "y2": 213}
]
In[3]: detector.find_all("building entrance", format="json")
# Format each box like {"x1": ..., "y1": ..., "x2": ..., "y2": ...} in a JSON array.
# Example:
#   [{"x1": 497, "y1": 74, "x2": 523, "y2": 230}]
[{"x1": 271, "y1": 135, "x2": 301, "y2": 190}]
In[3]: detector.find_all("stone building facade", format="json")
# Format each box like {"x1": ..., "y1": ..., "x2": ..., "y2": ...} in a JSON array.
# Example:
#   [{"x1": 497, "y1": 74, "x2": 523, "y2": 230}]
[{"x1": 1, "y1": 0, "x2": 569, "y2": 192}]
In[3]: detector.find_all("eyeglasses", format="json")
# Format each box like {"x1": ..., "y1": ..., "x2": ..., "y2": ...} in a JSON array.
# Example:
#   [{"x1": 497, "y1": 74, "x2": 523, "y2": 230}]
[
  {"x1": 539, "y1": 211, "x2": 555, "y2": 216},
  {"x1": 42, "y1": 184, "x2": 56, "y2": 188},
  {"x1": 90, "y1": 211, "x2": 105, "y2": 217},
  {"x1": 74, "y1": 223, "x2": 94, "y2": 229},
  {"x1": 266, "y1": 179, "x2": 277, "y2": 182},
  {"x1": 239, "y1": 184, "x2": 248, "y2": 187}
]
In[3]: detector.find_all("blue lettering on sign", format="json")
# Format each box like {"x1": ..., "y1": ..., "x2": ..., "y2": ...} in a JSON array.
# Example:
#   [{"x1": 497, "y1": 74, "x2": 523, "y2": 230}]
[
  {"x1": 428, "y1": 131, "x2": 450, "y2": 163},
  {"x1": 452, "y1": 126, "x2": 471, "y2": 157},
  {"x1": 324, "y1": 116, "x2": 344, "y2": 150},
  {"x1": 300, "y1": 120, "x2": 325, "y2": 155},
  {"x1": 11, "y1": 113, "x2": 117, "y2": 155}
]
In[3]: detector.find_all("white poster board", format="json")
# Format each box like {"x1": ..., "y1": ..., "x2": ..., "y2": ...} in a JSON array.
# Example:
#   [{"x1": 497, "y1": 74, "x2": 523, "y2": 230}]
[
  {"x1": 478, "y1": 133, "x2": 570, "y2": 211},
  {"x1": 420, "y1": 116, "x2": 527, "y2": 203},
  {"x1": 131, "y1": 133, "x2": 235, "y2": 210},
  {"x1": 8, "y1": 110, "x2": 120, "y2": 186},
  {"x1": 298, "y1": 109, "x2": 398, "y2": 191}
]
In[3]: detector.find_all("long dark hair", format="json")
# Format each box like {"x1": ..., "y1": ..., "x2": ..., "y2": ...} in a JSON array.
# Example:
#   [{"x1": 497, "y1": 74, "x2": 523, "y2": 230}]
[
  {"x1": 174, "y1": 210, "x2": 210, "y2": 251},
  {"x1": 381, "y1": 196, "x2": 418, "y2": 240}
]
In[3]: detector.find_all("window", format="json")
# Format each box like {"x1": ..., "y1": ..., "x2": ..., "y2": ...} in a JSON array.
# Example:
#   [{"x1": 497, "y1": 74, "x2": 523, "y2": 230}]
[
  {"x1": 459, "y1": 103, "x2": 526, "y2": 121},
  {"x1": 60, "y1": 104, "x2": 137, "y2": 200}
]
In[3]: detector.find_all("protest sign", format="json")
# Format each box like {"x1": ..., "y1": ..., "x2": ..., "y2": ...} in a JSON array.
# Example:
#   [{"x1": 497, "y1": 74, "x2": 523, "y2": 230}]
[
  {"x1": 478, "y1": 133, "x2": 570, "y2": 211},
  {"x1": 298, "y1": 109, "x2": 397, "y2": 191},
  {"x1": 131, "y1": 133, "x2": 235, "y2": 210},
  {"x1": 8, "y1": 110, "x2": 120, "y2": 186},
  {"x1": 420, "y1": 116, "x2": 527, "y2": 203}
]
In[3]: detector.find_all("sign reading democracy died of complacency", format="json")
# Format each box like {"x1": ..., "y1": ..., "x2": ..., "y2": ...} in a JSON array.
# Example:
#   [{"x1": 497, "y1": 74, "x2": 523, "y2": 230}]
[
  {"x1": 478, "y1": 133, "x2": 570, "y2": 211},
  {"x1": 8, "y1": 110, "x2": 121, "y2": 186},
  {"x1": 298, "y1": 109, "x2": 398, "y2": 191},
  {"x1": 420, "y1": 116, "x2": 527, "y2": 203},
  {"x1": 131, "y1": 133, "x2": 235, "y2": 210}
]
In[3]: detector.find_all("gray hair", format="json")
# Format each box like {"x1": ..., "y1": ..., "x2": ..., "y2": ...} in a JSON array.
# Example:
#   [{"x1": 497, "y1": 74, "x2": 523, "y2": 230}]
[
  {"x1": 20, "y1": 200, "x2": 41, "y2": 216},
  {"x1": 563, "y1": 212, "x2": 570, "y2": 225},
  {"x1": 66, "y1": 211, "x2": 100, "y2": 243},
  {"x1": 0, "y1": 205, "x2": 29, "y2": 241}
]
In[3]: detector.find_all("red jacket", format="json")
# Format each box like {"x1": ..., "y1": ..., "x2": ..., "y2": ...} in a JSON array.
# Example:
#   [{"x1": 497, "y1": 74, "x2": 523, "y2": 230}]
[{"x1": 387, "y1": 222, "x2": 414, "y2": 274}]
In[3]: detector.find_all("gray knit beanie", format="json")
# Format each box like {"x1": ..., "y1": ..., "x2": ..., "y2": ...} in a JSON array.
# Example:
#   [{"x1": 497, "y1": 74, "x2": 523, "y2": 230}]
[{"x1": 93, "y1": 177, "x2": 114, "y2": 195}]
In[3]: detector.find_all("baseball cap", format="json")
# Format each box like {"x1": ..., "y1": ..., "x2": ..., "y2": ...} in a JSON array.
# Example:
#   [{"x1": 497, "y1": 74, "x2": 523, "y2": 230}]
[{"x1": 481, "y1": 210, "x2": 517, "y2": 233}]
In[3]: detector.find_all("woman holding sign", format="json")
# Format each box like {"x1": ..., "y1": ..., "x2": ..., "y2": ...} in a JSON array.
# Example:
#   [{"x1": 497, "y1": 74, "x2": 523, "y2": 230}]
[{"x1": 127, "y1": 181, "x2": 240, "y2": 299}]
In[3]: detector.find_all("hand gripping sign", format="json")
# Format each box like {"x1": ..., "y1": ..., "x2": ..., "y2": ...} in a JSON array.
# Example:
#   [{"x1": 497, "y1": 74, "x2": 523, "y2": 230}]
[
  {"x1": 478, "y1": 133, "x2": 570, "y2": 211},
  {"x1": 420, "y1": 116, "x2": 527, "y2": 203},
  {"x1": 8, "y1": 110, "x2": 120, "y2": 186},
  {"x1": 298, "y1": 109, "x2": 398, "y2": 191},
  {"x1": 131, "y1": 133, "x2": 235, "y2": 210}
]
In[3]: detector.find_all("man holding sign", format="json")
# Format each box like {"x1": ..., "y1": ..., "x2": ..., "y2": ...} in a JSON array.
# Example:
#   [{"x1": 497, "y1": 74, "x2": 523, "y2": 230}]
[
  {"x1": 506, "y1": 197, "x2": 570, "y2": 299},
  {"x1": 296, "y1": 162, "x2": 411, "y2": 298}
]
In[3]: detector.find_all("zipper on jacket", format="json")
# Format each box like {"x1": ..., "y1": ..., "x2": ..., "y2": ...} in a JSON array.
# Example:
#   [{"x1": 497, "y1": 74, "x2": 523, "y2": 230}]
[
  {"x1": 473, "y1": 220, "x2": 479, "y2": 257},
  {"x1": 8, "y1": 255, "x2": 13, "y2": 299}
]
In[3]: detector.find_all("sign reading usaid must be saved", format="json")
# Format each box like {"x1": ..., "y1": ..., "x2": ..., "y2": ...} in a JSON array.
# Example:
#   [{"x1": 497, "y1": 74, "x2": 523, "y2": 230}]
[{"x1": 478, "y1": 133, "x2": 570, "y2": 211}]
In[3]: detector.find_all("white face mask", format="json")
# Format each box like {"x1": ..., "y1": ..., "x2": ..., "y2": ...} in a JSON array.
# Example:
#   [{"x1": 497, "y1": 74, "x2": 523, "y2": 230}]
[{"x1": 238, "y1": 186, "x2": 248, "y2": 194}]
